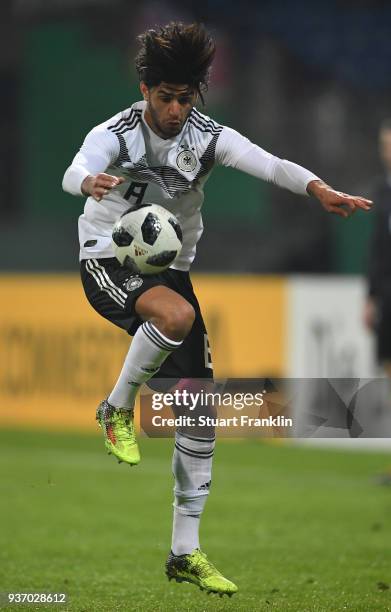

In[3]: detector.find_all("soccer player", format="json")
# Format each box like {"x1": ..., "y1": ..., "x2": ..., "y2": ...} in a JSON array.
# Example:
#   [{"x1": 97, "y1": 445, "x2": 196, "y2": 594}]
[{"x1": 62, "y1": 22, "x2": 372, "y2": 597}]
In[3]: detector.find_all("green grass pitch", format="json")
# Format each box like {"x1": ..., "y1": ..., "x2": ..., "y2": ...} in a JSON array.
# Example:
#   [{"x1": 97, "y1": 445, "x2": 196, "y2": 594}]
[{"x1": 0, "y1": 429, "x2": 390, "y2": 611}]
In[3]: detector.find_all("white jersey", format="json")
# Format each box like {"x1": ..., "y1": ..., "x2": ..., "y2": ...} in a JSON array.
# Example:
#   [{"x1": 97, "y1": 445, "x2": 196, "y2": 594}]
[{"x1": 63, "y1": 100, "x2": 319, "y2": 270}]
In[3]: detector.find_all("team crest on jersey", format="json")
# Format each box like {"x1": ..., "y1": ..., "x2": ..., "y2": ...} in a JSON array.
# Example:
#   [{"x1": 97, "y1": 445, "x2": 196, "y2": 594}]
[
  {"x1": 124, "y1": 276, "x2": 143, "y2": 291},
  {"x1": 176, "y1": 149, "x2": 197, "y2": 172},
  {"x1": 135, "y1": 154, "x2": 147, "y2": 167}
]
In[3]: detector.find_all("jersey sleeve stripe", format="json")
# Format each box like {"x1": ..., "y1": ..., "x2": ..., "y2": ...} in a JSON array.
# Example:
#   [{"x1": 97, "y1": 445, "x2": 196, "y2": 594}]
[
  {"x1": 108, "y1": 109, "x2": 142, "y2": 133},
  {"x1": 188, "y1": 118, "x2": 222, "y2": 135},
  {"x1": 191, "y1": 109, "x2": 221, "y2": 130}
]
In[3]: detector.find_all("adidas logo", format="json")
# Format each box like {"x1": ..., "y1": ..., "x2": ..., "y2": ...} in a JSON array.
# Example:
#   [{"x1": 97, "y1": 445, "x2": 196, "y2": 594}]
[
  {"x1": 198, "y1": 480, "x2": 211, "y2": 491},
  {"x1": 134, "y1": 245, "x2": 148, "y2": 256}
]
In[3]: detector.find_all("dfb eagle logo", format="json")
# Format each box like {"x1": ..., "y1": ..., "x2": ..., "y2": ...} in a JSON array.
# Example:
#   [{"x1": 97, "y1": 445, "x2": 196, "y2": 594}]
[{"x1": 176, "y1": 149, "x2": 197, "y2": 172}]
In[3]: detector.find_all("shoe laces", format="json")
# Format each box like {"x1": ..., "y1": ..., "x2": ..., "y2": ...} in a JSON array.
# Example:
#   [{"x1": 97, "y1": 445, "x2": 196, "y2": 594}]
[
  {"x1": 110, "y1": 409, "x2": 136, "y2": 444},
  {"x1": 189, "y1": 550, "x2": 221, "y2": 579}
]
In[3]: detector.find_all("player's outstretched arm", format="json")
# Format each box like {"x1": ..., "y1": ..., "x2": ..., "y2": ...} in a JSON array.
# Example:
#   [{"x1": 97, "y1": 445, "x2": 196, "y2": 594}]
[
  {"x1": 307, "y1": 179, "x2": 373, "y2": 218},
  {"x1": 215, "y1": 127, "x2": 373, "y2": 216},
  {"x1": 81, "y1": 173, "x2": 125, "y2": 202}
]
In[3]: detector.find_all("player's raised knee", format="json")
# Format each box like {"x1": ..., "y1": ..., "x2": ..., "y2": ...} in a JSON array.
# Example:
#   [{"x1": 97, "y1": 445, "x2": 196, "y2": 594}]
[{"x1": 161, "y1": 301, "x2": 195, "y2": 341}]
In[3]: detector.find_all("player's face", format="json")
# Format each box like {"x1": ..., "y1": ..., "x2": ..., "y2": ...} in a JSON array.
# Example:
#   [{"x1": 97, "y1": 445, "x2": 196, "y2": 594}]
[
  {"x1": 380, "y1": 129, "x2": 391, "y2": 172},
  {"x1": 141, "y1": 82, "x2": 197, "y2": 139}
]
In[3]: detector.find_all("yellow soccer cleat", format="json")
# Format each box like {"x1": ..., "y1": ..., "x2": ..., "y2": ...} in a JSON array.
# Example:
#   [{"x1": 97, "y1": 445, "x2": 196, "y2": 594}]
[
  {"x1": 96, "y1": 399, "x2": 140, "y2": 466},
  {"x1": 166, "y1": 549, "x2": 238, "y2": 597}
]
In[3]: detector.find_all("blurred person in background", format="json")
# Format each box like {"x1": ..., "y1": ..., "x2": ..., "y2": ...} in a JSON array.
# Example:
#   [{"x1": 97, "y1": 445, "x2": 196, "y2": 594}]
[
  {"x1": 62, "y1": 21, "x2": 372, "y2": 598},
  {"x1": 364, "y1": 119, "x2": 391, "y2": 485},
  {"x1": 364, "y1": 119, "x2": 391, "y2": 376}
]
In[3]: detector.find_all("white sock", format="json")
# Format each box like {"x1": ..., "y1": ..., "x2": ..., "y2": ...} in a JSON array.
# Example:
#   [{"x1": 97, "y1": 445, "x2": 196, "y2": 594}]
[
  {"x1": 172, "y1": 512, "x2": 200, "y2": 556},
  {"x1": 108, "y1": 321, "x2": 182, "y2": 410},
  {"x1": 171, "y1": 432, "x2": 215, "y2": 556}
]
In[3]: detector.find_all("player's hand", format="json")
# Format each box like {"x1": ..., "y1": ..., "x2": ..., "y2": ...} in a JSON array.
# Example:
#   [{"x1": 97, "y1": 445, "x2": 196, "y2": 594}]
[
  {"x1": 307, "y1": 180, "x2": 373, "y2": 218},
  {"x1": 81, "y1": 173, "x2": 125, "y2": 202}
]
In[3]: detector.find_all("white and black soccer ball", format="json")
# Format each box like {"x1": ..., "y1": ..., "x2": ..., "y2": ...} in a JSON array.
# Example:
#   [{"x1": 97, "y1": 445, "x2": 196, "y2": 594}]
[{"x1": 112, "y1": 203, "x2": 183, "y2": 275}]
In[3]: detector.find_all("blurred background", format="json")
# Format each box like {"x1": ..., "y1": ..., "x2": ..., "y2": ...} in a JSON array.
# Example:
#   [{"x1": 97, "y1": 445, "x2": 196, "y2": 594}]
[{"x1": 2, "y1": 0, "x2": 391, "y2": 428}]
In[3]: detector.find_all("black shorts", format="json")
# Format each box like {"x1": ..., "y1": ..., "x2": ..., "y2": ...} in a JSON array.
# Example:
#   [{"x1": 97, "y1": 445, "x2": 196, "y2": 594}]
[{"x1": 80, "y1": 257, "x2": 213, "y2": 380}]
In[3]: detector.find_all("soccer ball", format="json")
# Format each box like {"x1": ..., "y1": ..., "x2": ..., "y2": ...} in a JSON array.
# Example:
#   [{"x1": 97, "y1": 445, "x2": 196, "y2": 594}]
[{"x1": 112, "y1": 203, "x2": 183, "y2": 275}]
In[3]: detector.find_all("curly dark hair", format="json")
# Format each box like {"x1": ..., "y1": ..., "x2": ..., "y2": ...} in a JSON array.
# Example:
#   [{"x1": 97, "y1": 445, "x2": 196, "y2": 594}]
[{"x1": 135, "y1": 22, "x2": 216, "y2": 103}]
